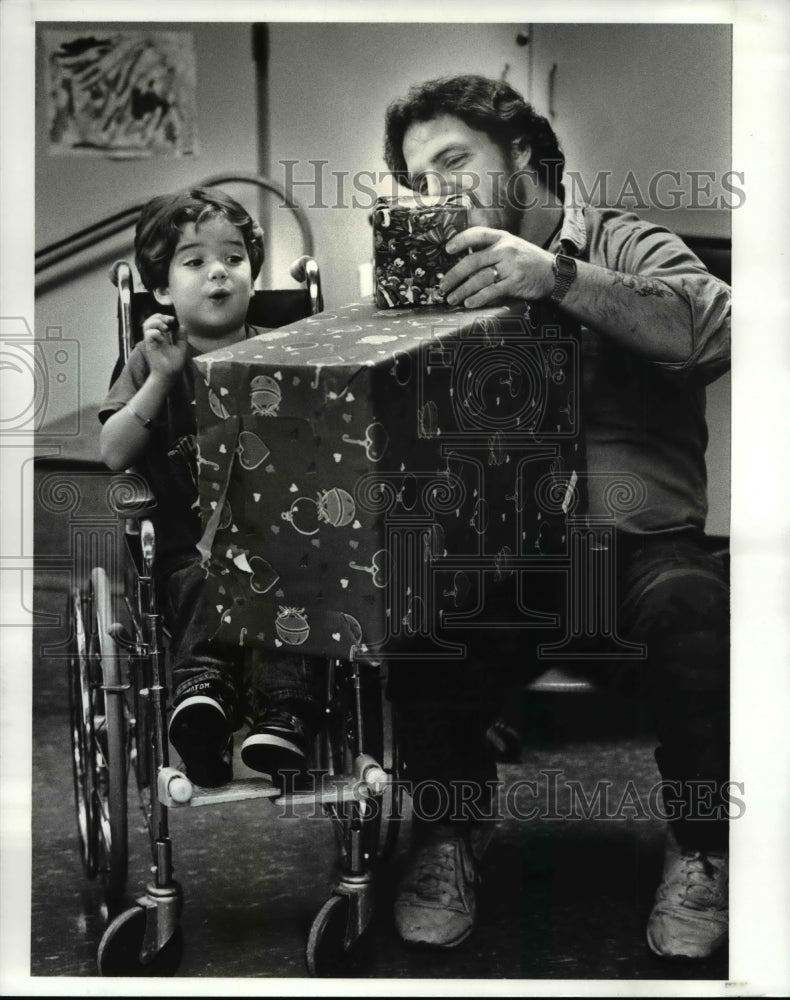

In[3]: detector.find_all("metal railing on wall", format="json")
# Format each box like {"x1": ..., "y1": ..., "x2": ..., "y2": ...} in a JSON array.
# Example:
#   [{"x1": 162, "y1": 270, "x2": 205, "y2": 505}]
[{"x1": 35, "y1": 172, "x2": 314, "y2": 279}]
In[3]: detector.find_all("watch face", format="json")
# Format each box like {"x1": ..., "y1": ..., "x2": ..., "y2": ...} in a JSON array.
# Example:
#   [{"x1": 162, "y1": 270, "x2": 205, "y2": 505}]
[
  {"x1": 556, "y1": 254, "x2": 576, "y2": 276},
  {"x1": 552, "y1": 254, "x2": 576, "y2": 302}
]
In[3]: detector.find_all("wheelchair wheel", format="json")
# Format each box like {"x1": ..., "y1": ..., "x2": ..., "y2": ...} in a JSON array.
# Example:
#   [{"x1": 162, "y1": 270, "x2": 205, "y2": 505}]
[
  {"x1": 68, "y1": 588, "x2": 98, "y2": 877},
  {"x1": 305, "y1": 893, "x2": 352, "y2": 978},
  {"x1": 97, "y1": 904, "x2": 183, "y2": 977},
  {"x1": 88, "y1": 567, "x2": 129, "y2": 901}
]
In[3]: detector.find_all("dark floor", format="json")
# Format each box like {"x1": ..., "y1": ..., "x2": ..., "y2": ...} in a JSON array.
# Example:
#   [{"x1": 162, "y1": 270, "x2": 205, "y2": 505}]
[{"x1": 29, "y1": 460, "x2": 730, "y2": 985}]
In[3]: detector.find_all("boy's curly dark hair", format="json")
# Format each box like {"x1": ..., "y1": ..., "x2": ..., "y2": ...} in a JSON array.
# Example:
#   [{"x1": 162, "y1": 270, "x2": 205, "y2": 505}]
[
  {"x1": 384, "y1": 75, "x2": 565, "y2": 201},
  {"x1": 134, "y1": 186, "x2": 265, "y2": 292}
]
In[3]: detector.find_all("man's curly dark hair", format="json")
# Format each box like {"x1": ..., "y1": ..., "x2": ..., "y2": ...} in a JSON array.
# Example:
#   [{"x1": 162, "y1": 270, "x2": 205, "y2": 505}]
[{"x1": 384, "y1": 74, "x2": 565, "y2": 201}]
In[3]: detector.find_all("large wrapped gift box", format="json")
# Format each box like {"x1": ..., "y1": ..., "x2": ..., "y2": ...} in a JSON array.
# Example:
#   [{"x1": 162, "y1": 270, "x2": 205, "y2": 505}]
[
  {"x1": 194, "y1": 299, "x2": 583, "y2": 662},
  {"x1": 372, "y1": 195, "x2": 470, "y2": 308}
]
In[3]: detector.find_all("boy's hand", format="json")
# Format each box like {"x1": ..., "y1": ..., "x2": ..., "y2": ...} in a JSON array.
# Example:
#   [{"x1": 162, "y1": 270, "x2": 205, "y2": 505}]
[{"x1": 142, "y1": 313, "x2": 187, "y2": 383}]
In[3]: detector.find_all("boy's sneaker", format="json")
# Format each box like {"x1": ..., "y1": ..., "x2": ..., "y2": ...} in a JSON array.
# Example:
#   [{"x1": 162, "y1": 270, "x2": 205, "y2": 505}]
[
  {"x1": 168, "y1": 680, "x2": 234, "y2": 788},
  {"x1": 394, "y1": 823, "x2": 478, "y2": 948},
  {"x1": 240, "y1": 706, "x2": 313, "y2": 786},
  {"x1": 646, "y1": 829, "x2": 728, "y2": 959}
]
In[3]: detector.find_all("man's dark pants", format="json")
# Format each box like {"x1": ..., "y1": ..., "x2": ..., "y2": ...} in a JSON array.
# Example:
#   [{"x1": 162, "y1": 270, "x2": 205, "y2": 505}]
[{"x1": 389, "y1": 529, "x2": 730, "y2": 850}]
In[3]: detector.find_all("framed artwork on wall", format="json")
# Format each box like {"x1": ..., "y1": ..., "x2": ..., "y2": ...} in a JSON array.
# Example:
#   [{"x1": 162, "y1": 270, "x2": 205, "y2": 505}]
[{"x1": 44, "y1": 29, "x2": 198, "y2": 158}]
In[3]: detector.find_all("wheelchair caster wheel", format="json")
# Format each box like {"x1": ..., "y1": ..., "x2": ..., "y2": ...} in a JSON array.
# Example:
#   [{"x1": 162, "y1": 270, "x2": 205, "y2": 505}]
[
  {"x1": 97, "y1": 905, "x2": 183, "y2": 977},
  {"x1": 306, "y1": 893, "x2": 352, "y2": 977}
]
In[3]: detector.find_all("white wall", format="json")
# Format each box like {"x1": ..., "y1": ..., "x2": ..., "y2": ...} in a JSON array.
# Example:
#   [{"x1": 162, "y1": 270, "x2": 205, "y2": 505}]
[
  {"x1": 35, "y1": 22, "x2": 260, "y2": 432},
  {"x1": 266, "y1": 22, "x2": 532, "y2": 308},
  {"x1": 529, "y1": 24, "x2": 733, "y2": 238}
]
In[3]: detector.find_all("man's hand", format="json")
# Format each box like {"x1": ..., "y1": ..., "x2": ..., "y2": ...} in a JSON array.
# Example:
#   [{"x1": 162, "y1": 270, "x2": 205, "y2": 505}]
[
  {"x1": 441, "y1": 227, "x2": 555, "y2": 308},
  {"x1": 441, "y1": 226, "x2": 703, "y2": 367},
  {"x1": 142, "y1": 313, "x2": 187, "y2": 383}
]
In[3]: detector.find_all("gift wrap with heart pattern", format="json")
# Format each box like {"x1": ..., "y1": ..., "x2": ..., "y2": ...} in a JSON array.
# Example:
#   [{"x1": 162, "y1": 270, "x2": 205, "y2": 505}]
[{"x1": 194, "y1": 298, "x2": 584, "y2": 662}]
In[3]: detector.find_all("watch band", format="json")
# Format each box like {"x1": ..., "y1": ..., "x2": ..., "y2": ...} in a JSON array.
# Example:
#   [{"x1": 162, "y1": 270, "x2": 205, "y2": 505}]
[{"x1": 551, "y1": 252, "x2": 577, "y2": 303}]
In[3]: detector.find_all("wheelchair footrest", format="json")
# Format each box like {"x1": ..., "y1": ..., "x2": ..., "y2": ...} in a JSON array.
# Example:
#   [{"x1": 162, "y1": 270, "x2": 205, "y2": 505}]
[
  {"x1": 184, "y1": 777, "x2": 282, "y2": 807},
  {"x1": 181, "y1": 773, "x2": 372, "y2": 809}
]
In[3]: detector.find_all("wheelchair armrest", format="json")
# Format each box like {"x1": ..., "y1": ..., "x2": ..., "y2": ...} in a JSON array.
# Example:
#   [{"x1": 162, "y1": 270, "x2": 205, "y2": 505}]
[
  {"x1": 107, "y1": 471, "x2": 158, "y2": 519},
  {"x1": 289, "y1": 254, "x2": 324, "y2": 314}
]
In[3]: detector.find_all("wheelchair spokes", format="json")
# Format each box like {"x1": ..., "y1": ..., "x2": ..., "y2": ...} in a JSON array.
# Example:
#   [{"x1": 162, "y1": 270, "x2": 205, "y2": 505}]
[
  {"x1": 90, "y1": 569, "x2": 129, "y2": 901},
  {"x1": 68, "y1": 589, "x2": 99, "y2": 878},
  {"x1": 70, "y1": 248, "x2": 343, "y2": 975},
  {"x1": 70, "y1": 561, "x2": 404, "y2": 977}
]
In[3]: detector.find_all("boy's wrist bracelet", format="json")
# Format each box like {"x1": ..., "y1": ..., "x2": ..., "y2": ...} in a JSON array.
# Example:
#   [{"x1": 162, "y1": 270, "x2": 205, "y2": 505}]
[{"x1": 127, "y1": 403, "x2": 154, "y2": 430}]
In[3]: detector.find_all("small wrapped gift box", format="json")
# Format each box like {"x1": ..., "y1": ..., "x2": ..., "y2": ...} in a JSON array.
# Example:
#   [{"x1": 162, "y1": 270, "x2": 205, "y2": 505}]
[
  {"x1": 194, "y1": 300, "x2": 583, "y2": 663},
  {"x1": 373, "y1": 194, "x2": 470, "y2": 308}
]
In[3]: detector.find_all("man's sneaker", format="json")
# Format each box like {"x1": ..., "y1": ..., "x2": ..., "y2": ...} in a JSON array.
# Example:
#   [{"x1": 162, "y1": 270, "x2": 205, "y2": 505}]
[
  {"x1": 168, "y1": 681, "x2": 233, "y2": 788},
  {"x1": 240, "y1": 707, "x2": 312, "y2": 786},
  {"x1": 394, "y1": 824, "x2": 477, "y2": 948},
  {"x1": 646, "y1": 829, "x2": 728, "y2": 959}
]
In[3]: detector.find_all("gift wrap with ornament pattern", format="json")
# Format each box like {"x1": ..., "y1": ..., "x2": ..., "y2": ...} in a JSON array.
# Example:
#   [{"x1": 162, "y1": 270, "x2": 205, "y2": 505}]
[{"x1": 194, "y1": 299, "x2": 584, "y2": 662}]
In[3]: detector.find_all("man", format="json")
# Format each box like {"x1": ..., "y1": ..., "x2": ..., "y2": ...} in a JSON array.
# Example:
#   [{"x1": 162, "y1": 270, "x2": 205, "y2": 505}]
[{"x1": 382, "y1": 75, "x2": 731, "y2": 960}]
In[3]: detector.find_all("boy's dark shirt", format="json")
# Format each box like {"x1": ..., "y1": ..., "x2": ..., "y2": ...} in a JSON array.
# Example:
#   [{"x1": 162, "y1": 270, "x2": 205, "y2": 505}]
[{"x1": 99, "y1": 327, "x2": 264, "y2": 568}]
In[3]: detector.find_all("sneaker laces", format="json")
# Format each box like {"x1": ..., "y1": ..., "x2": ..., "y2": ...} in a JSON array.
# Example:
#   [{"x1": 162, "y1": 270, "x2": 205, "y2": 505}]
[
  {"x1": 404, "y1": 838, "x2": 467, "y2": 903},
  {"x1": 674, "y1": 850, "x2": 727, "y2": 910}
]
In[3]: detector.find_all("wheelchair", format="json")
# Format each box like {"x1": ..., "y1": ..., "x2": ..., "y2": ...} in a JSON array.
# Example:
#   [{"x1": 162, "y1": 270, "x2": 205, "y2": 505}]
[{"x1": 67, "y1": 255, "x2": 403, "y2": 978}]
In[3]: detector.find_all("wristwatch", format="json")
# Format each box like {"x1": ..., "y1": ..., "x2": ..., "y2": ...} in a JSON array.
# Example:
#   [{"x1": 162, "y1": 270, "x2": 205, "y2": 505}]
[{"x1": 551, "y1": 253, "x2": 577, "y2": 303}]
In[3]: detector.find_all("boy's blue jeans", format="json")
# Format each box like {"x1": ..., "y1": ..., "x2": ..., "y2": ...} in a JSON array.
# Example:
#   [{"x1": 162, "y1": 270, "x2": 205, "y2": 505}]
[{"x1": 162, "y1": 556, "x2": 324, "y2": 726}]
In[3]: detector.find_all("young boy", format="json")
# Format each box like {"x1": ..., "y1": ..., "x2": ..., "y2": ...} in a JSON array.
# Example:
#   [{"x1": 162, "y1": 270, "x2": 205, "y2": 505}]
[{"x1": 99, "y1": 187, "x2": 323, "y2": 788}]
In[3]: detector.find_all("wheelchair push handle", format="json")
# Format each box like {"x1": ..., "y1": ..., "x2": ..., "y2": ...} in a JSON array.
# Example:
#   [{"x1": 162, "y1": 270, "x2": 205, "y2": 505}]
[
  {"x1": 109, "y1": 259, "x2": 133, "y2": 290},
  {"x1": 110, "y1": 260, "x2": 135, "y2": 366}
]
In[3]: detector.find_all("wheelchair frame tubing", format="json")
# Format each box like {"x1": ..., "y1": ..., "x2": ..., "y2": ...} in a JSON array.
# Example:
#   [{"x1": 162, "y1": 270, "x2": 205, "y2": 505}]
[
  {"x1": 136, "y1": 532, "x2": 177, "y2": 890},
  {"x1": 341, "y1": 659, "x2": 380, "y2": 880}
]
